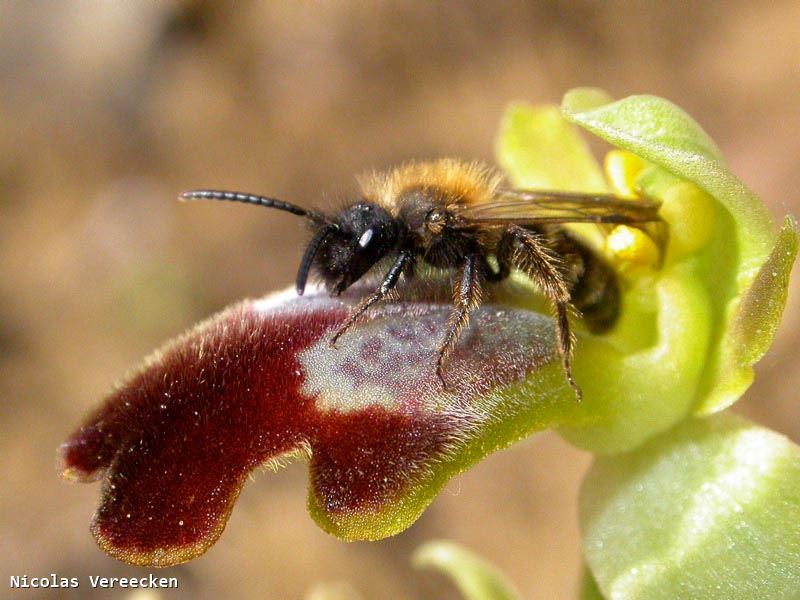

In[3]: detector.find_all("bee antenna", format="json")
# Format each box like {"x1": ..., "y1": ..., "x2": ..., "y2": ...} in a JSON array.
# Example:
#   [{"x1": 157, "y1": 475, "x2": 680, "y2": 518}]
[
  {"x1": 296, "y1": 223, "x2": 338, "y2": 296},
  {"x1": 179, "y1": 189, "x2": 326, "y2": 223}
]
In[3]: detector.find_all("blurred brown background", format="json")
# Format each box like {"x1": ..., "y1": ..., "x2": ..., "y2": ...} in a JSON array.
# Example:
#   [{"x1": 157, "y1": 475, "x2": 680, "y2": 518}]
[{"x1": 1, "y1": 2, "x2": 798, "y2": 598}]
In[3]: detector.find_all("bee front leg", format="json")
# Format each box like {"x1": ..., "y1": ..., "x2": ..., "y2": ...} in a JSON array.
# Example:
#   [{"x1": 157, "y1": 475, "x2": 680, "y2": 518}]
[
  {"x1": 330, "y1": 249, "x2": 413, "y2": 347},
  {"x1": 498, "y1": 225, "x2": 583, "y2": 401},
  {"x1": 436, "y1": 253, "x2": 483, "y2": 387}
]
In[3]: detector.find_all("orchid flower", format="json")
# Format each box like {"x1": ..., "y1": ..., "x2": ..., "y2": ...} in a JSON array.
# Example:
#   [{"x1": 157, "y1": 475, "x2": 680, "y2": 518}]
[{"x1": 60, "y1": 89, "x2": 798, "y2": 598}]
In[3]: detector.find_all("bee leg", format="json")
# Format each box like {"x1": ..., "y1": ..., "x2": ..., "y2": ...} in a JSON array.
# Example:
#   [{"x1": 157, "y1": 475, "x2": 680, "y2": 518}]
[
  {"x1": 436, "y1": 253, "x2": 483, "y2": 387},
  {"x1": 403, "y1": 254, "x2": 416, "y2": 279},
  {"x1": 330, "y1": 249, "x2": 413, "y2": 347},
  {"x1": 499, "y1": 225, "x2": 582, "y2": 401}
]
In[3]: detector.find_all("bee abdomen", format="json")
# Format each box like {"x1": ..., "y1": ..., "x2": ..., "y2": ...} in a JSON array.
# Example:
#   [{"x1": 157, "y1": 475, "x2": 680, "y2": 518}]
[
  {"x1": 556, "y1": 232, "x2": 620, "y2": 334},
  {"x1": 569, "y1": 253, "x2": 619, "y2": 333}
]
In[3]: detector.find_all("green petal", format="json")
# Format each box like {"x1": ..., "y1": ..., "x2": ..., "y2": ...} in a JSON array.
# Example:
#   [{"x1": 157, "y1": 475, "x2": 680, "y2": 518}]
[
  {"x1": 562, "y1": 89, "x2": 796, "y2": 415},
  {"x1": 413, "y1": 540, "x2": 521, "y2": 600},
  {"x1": 496, "y1": 103, "x2": 607, "y2": 192},
  {"x1": 696, "y1": 216, "x2": 798, "y2": 413},
  {"x1": 580, "y1": 413, "x2": 800, "y2": 600}
]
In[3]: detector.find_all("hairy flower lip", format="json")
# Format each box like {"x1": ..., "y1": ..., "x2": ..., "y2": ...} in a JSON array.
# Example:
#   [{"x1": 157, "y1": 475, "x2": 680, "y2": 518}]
[
  {"x1": 57, "y1": 275, "x2": 561, "y2": 483},
  {"x1": 59, "y1": 276, "x2": 569, "y2": 566}
]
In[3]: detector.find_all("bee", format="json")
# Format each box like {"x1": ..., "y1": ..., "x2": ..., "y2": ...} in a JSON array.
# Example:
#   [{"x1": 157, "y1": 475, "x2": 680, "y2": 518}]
[{"x1": 181, "y1": 159, "x2": 663, "y2": 399}]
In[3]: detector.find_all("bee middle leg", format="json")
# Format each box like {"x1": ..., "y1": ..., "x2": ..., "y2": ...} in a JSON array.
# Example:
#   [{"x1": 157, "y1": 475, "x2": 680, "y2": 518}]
[
  {"x1": 498, "y1": 225, "x2": 582, "y2": 401},
  {"x1": 330, "y1": 249, "x2": 414, "y2": 347},
  {"x1": 436, "y1": 253, "x2": 483, "y2": 386}
]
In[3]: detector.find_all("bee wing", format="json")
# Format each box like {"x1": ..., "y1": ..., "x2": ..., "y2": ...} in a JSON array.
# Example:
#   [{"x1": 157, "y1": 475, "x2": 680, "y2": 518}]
[{"x1": 454, "y1": 190, "x2": 662, "y2": 225}]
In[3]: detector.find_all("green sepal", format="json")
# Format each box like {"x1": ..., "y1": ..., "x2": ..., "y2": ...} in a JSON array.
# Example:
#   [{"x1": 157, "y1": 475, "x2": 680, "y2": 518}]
[{"x1": 580, "y1": 413, "x2": 800, "y2": 600}]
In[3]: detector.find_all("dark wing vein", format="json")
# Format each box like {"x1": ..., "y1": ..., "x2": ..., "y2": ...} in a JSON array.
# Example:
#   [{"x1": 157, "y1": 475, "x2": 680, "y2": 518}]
[{"x1": 454, "y1": 190, "x2": 662, "y2": 225}]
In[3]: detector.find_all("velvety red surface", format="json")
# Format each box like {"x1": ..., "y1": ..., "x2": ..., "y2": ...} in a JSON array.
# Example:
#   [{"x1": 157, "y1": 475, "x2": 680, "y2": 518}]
[
  {"x1": 62, "y1": 300, "x2": 339, "y2": 563},
  {"x1": 59, "y1": 293, "x2": 555, "y2": 566}
]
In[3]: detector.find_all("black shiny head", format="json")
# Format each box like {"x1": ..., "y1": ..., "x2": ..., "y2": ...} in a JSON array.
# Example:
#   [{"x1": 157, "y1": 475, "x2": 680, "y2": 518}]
[{"x1": 312, "y1": 202, "x2": 399, "y2": 294}]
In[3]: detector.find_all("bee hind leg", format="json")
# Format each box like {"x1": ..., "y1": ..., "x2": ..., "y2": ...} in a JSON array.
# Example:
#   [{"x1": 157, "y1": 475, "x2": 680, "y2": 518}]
[
  {"x1": 498, "y1": 225, "x2": 583, "y2": 401},
  {"x1": 436, "y1": 253, "x2": 483, "y2": 387}
]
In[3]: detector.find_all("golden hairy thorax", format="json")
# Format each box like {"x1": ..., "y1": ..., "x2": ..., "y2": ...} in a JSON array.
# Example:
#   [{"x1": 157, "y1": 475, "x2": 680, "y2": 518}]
[{"x1": 357, "y1": 159, "x2": 503, "y2": 215}]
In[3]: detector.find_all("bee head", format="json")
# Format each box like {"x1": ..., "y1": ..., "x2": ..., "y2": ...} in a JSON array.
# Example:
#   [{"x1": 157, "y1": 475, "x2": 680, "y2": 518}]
[
  {"x1": 178, "y1": 188, "x2": 401, "y2": 297},
  {"x1": 298, "y1": 202, "x2": 399, "y2": 295}
]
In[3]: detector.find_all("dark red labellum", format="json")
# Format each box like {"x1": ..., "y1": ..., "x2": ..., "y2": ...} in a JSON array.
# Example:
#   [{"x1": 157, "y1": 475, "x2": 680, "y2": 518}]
[{"x1": 60, "y1": 291, "x2": 557, "y2": 566}]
